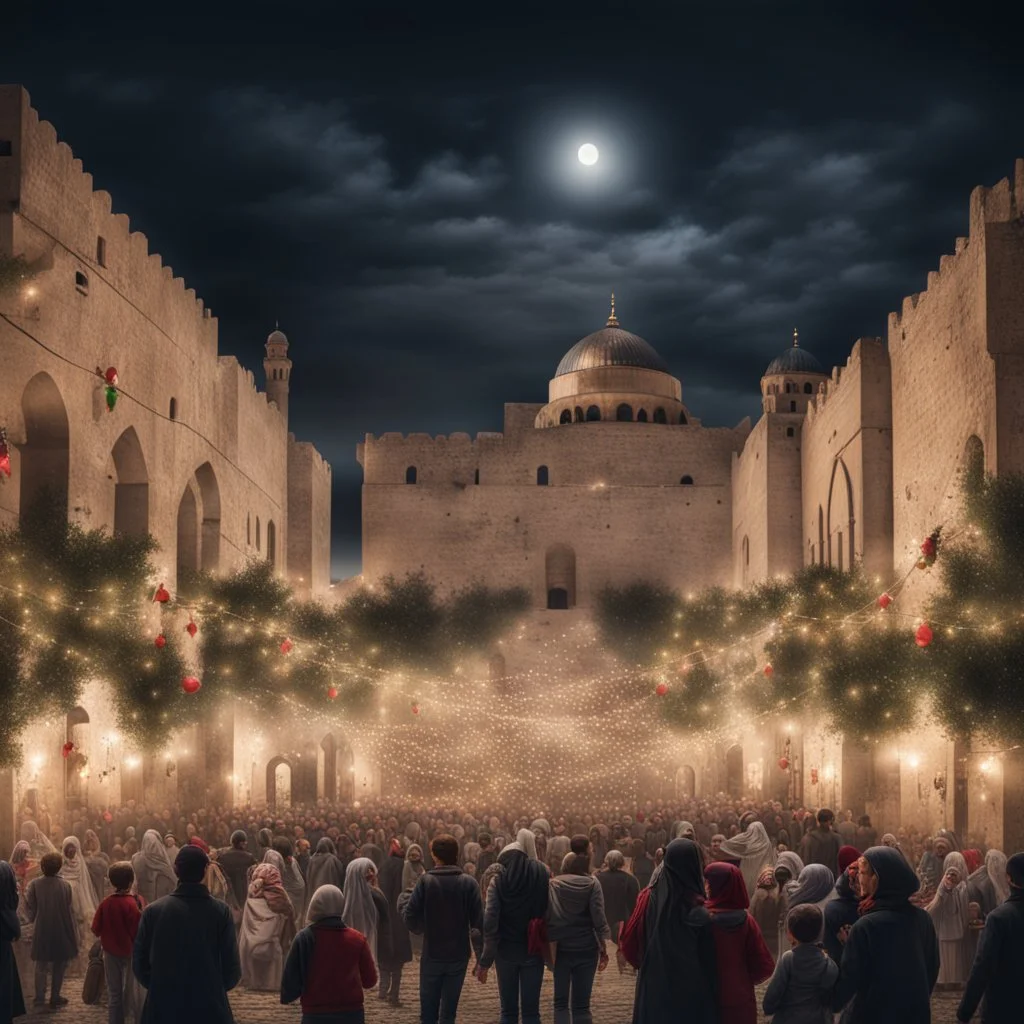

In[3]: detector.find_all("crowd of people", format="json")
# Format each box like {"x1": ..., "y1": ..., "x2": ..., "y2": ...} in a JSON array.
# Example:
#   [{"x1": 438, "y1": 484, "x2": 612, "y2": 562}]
[{"x1": 1, "y1": 794, "x2": 1021, "y2": 1024}]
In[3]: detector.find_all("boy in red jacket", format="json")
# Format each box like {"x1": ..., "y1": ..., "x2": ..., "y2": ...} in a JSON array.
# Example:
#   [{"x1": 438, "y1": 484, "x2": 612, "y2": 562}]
[{"x1": 92, "y1": 861, "x2": 145, "y2": 1024}]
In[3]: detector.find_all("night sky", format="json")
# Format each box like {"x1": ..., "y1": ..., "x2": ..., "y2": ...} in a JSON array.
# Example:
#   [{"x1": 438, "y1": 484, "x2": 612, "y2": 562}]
[{"x1": 4, "y1": 3, "x2": 1021, "y2": 578}]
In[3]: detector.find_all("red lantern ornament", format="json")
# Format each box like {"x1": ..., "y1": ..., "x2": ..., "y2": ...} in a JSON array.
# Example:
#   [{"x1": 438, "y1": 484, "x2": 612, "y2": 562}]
[
  {"x1": 280, "y1": 638, "x2": 293, "y2": 655},
  {"x1": 777, "y1": 756, "x2": 790, "y2": 771},
  {"x1": 919, "y1": 529, "x2": 941, "y2": 569},
  {"x1": 61, "y1": 741, "x2": 75, "y2": 759},
  {"x1": 915, "y1": 622, "x2": 933, "y2": 648},
  {"x1": 181, "y1": 675, "x2": 202, "y2": 694},
  {"x1": 154, "y1": 634, "x2": 167, "y2": 649},
  {"x1": 153, "y1": 583, "x2": 170, "y2": 604},
  {"x1": 327, "y1": 686, "x2": 339, "y2": 700},
  {"x1": 655, "y1": 682, "x2": 669, "y2": 697},
  {"x1": 763, "y1": 663, "x2": 774, "y2": 677},
  {"x1": 877, "y1": 592, "x2": 893, "y2": 610},
  {"x1": 411, "y1": 702, "x2": 420, "y2": 716},
  {"x1": 0, "y1": 427, "x2": 11, "y2": 480},
  {"x1": 103, "y1": 367, "x2": 119, "y2": 386},
  {"x1": 185, "y1": 616, "x2": 198, "y2": 638}
]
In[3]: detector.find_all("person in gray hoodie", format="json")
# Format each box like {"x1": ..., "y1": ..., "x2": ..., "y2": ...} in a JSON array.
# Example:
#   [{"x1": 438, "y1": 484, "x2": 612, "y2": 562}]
[
  {"x1": 763, "y1": 904, "x2": 838, "y2": 1024},
  {"x1": 546, "y1": 853, "x2": 610, "y2": 1024}
]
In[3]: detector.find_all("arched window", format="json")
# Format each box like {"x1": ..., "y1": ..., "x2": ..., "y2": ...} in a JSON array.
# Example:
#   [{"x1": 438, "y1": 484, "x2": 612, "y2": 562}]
[
  {"x1": 803, "y1": 382, "x2": 813, "y2": 394},
  {"x1": 559, "y1": 409, "x2": 572, "y2": 424},
  {"x1": 743, "y1": 535, "x2": 750, "y2": 566},
  {"x1": 786, "y1": 426, "x2": 795, "y2": 437},
  {"x1": 256, "y1": 516, "x2": 261, "y2": 552},
  {"x1": 680, "y1": 475, "x2": 693, "y2": 485},
  {"x1": 247, "y1": 512, "x2": 251, "y2": 546},
  {"x1": 405, "y1": 466, "x2": 417, "y2": 484},
  {"x1": 585, "y1": 405, "x2": 601, "y2": 422},
  {"x1": 637, "y1": 409, "x2": 648, "y2": 422},
  {"x1": 266, "y1": 520, "x2": 276, "y2": 564},
  {"x1": 474, "y1": 469, "x2": 480, "y2": 485},
  {"x1": 818, "y1": 505, "x2": 825, "y2": 563},
  {"x1": 75, "y1": 270, "x2": 89, "y2": 293},
  {"x1": 785, "y1": 382, "x2": 792, "y2": 394},
  {"x1": 574, "y1": 406, "x2": 584, "y2": 423},
  {"x1": 169, "y1": 397, "x2": 177, "y2": 420},
  {"x1": 679, "y1": 411, "x2": 688, "y2": 424},
  {"x1": 537, "y1": 465, "x2": 549, "y2": 486},
  {"x1": 653, "y1": 408, "x2": 667, "y2": 424},
  {"x1": 616, "y1": 403, "x2": 633, "y2": 421},
  {"x1": 790, "y1": 400, "x2": 797, "y2": 412}
]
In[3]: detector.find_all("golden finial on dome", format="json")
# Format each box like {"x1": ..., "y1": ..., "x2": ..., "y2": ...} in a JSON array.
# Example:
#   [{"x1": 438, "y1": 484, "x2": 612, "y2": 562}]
[
  {"x1": 793, "y1": 327, "x2": 799, "y2": 348},
  {"x1": 606, "y1": 292, "x2": 619, "y2": 327}
]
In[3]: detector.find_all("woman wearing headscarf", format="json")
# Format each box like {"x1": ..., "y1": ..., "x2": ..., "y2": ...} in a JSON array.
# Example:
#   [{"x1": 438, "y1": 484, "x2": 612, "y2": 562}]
[
  {"x1": 282, "y1": 884, "x2": 378, "y2": 1024},
  {"x1": 619, "y1": 838, "x2": 717, "y2": 1024},
  {"x1": 256, "y1": 827, "x2": 274, "y2": 863},
  {"x1": 269, "y1": 839, "x2": 307, "y2": 923},
  {"x1": 305, "y1": 838, "x2": 346, "y2": 921},
  {"x1": 832, "y1": 846, "x2": 939, "y2": 1023},
  {"x1": 402, "y1": 843, "x2": 426, "y2": 892},
  {"x1": 402, "y1": 821, "x2": 421, "y2": 852},
  {"x1": 59, "y1": 835, "x2": 98, "y2": 928},
  {"x1": 82, "y1": 829, "x2": 109, "y2": 905},
  {"x1": 719, "y1": 821, "x2": 777, "y2": 898},
  {"x1": 0, "y1": 861, "x2": 27, "y2": 1024},
  {"x1": 20, "y1": 821, "x2": 56, "y2": 861},
  {"x1": 927, "y1": 850, "x2": 971, "y2": 988},
  {"x1": 749, "y1": 867, "x2": 784, "y2": 960},
  {"x1": 240, "y1": 862, "x2": 295, "y2": 991},
  {"x1": 377, "y1": 839, "x2": 412, "y2": 1007},
  {"x1": 132, "y1": 828, "x2": 177, "y2": 906},
  {"x1": 342, "y1": 857, "x2": 389, "y2": 968},
  {"x1": 967, "y1": 848, "x2": 1007, "y2": 918},
  {"x1": 703, "y1": 862, "x2": 774, "y2": 1024},
  {"x1": 822, "y1": 847, "x2": 861, "y2": 965},
  {"x1": 477, "y1": 828, "x2": 551, "y2": 1024},
  {"x1": 778, "y1": 863, "x2": 834, "y2": 953}
]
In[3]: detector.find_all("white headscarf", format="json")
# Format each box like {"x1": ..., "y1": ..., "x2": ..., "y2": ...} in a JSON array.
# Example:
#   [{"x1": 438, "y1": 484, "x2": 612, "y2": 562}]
[
  {"x1": 264, "y1": 849, "x2": 305, "y2": 921},
  {"x1": 60, "y1": 835, "x2": 98, "y2": 922},
  {"x1": 674, "y1": 821, "x2": 696, "y2": 840},
  {"x1": 505, "y1": 828, "x2": 539, "y2": 861},
  {"x1": 719, "y1": 821, "x2": 777, "y2": 897},
  {"x1": 986, "y1": 849, "x2": 1009, "y2": 905},
  {"x1": 342, "y1": 857, "x2": 379, "y2": 961},
  {"x1": 306, "y1": 884, "x2": 346, "y2": 924},
  {"x1": 140, "y1": 829, "x2": 176, "y2": 880}
]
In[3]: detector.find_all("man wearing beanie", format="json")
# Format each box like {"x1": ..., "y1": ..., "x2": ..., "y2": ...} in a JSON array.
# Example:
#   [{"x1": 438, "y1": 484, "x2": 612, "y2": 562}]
[
  {"x1": 132, "y1": 844, "x2": 241, "y2": 1022},
  {"x1": 958, "y1": 851, "x2": 1024, "y2": 1023}
]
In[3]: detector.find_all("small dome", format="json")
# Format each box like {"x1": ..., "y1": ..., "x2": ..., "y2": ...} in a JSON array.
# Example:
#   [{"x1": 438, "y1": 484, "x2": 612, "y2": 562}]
[
  {"x1": 266, "y1": 328, "x2": 289, "y2": 347},
  {"x1": 765, "y1": 330, "x2": 825, "y2": 376}
]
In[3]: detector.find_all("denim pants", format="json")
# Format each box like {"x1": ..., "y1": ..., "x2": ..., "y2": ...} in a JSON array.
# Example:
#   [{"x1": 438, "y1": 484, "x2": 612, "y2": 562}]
[
  {"x1": 552, "y1": 950, "x2": 598, "y2": 1024},
  {"x1": 419, "y1": 957, "x2": 468, "y2": 1024},
  {"x1": 495, "y1": 954, "x2": 544, "y2": 1024},
  {"x1": 379, "y1": 965, "x2": 403, "y2": 1002},
  {"x1": 103, "y1": 951, "x2": 134, "y2": 1024},
  {"x1": 33, "y1": 959, "x2": 67, "y2": 1003}
]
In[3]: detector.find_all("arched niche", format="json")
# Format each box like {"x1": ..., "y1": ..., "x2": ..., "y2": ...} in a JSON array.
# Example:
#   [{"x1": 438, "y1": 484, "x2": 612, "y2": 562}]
[
  {"x1": 675, "y1": 764, "x2": 696, "y2": 800},
  {"x1": 321, "y1": 733, "x2": 338, "y2": 802},
  {"x1": 176, "y1": 484, "x2": 200, "y2": 586},
  {"x1": 725, "y1": 744, "x2": 743, "y2": 798},
  {"x1": 266, "y1": 756, "x2": 292, "y2": 810},
  {"x1": 20, "y1": 371, "x2": 70, "y2": 518},
  {"x1": 266, "y1": 520, "x2": 277, "y2": 565},
  {"x1": 195, "y1": 462, "x2": 221, "y2": 572},
  {"x1": 545, "y1": 544, "x2": 576, "y2": 610},
  {"x1": 111, "y1": 427, "x2": 149, "y2": 537}
]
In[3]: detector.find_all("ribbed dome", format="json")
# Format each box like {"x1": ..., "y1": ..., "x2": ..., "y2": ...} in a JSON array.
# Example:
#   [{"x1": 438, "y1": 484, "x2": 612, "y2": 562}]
[
  {"x1": 266, "y1": 328, "x2": 289, "y2": 347},
  {"x1": 556, "y1": 326, "x2": 670, "y2": 377},
  {"x1": 765, "y1": 345, "x2": 825, "y2": 376}
]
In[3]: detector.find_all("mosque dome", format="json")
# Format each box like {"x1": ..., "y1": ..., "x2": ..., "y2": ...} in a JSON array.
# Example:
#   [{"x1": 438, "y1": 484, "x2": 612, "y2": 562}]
[
  {"x1": 555, "y1": 296, "x2": 670, "y2": 377},
  {"x1": 266, "y1": 328, "x2": 289, "y2": 347},
  {"x1": 764, "y1": 330, "x2": 825, "y2": 377}
]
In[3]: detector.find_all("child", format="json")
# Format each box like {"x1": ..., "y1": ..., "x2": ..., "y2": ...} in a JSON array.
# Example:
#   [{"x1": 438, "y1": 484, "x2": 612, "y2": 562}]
[
  {"x1": 91, "y1": 861, "x2": 144, "y2": 1024},
  {"x1": 762, "y1": 904, "x2": 838, "y2": 1024},
  {"x1": 24, "y1": 851, "x2": 79, "y2": 1010}
]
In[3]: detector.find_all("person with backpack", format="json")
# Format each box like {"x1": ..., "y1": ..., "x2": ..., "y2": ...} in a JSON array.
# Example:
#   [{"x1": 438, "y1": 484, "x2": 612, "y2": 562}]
[{"x1": 91, "y1": 861, "x2": 145, "y2": 1024}]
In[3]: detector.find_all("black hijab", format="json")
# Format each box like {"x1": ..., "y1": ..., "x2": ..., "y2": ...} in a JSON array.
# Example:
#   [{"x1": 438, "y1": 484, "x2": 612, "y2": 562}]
[
  {"x1": 495, "y1": 847, "x2": 549, "y2": 919},
  {"x1": 863, "y1": 845, "x2": 920, "y2": 912}
]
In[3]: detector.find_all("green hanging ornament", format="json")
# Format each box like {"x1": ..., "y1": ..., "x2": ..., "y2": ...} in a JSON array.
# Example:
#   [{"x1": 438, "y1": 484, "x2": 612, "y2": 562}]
[{"x1": 105, "y1": 385, "x2": 118, "y2": 412}]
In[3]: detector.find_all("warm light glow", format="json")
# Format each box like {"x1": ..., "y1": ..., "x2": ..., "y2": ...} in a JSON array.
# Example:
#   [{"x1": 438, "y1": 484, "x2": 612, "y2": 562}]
[
  {"x1": 578, "y1": 143, "x2": 599, "y2": 166},
  {"x1": 907, "y1": 754, "x2": 920, "y2": 769},
  {"x1": 823, "y1": 763, "x2": 835, "y2": 780},
  {"x1": 125, "y1": 756, "x2": 140, "y2": 769},
  {"x1": 980, "y1": 759, "x2": 993, "y2": 774}
]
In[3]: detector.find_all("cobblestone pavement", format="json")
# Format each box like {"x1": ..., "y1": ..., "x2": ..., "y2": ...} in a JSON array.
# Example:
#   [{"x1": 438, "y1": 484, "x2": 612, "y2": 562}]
[{"x1": 16, "y1": 954, "x2": 966, "y2": 1023}]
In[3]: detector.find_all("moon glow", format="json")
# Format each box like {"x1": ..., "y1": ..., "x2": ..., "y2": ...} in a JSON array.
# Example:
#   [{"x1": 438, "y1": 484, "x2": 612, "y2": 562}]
[{"x1": 578, "y1": 143, "x2": 599, "y2": 166}]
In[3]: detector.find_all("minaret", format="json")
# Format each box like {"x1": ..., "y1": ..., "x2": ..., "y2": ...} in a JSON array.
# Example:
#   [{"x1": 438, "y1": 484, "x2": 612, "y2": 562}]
[{"x1": 264, "y1": 324, "x2": 292, "y2": 423}]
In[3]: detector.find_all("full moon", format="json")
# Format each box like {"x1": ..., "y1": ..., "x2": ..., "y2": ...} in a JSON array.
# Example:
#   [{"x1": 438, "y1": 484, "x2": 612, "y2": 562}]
[{"x1": 578, "y1": 143, "x2": 599, "y2": 166}]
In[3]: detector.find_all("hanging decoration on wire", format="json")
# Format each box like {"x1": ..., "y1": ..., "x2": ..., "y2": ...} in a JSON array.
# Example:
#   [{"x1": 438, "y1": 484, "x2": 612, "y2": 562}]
[
  {"x1": 917, "y1": 528, "x2": 942, "y2": 570},
  {"x1": 96, "y1": 366, "x2": 119, "y2": 412},
  {"x1": 185, "y1": 614, "x2": 198, "y2": 638},
  {"x1": 153, "y1": 583, "x2": 170, "y2": 604}
]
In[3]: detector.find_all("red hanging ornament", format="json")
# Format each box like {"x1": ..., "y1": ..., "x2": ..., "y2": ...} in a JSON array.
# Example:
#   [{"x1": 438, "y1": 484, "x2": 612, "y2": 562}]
[
  {"x1": 280, "y1": 638, "x2": 293, "y2": 655},
  {"x1": 181, "y1": 675, "x2": 202, "y2": 694},
  {"x1": 61, "y1": 741, "x2": 75, "y2": 759},
  {"x1": 411, "y1": 702, "x2": 420, "y2": 716},
  {"x1": 103, "y1": 367, "x2": 119, "y2": 386},
  {"x1": 185, "y1": 616, "x2": 198, "y2": 638},
  {"x1": 327, "y1": 686, "x2": 339, "y2": 700},
  {"x1": 0, "y1": 427, "x2": 11, "y2": 480},
  {"x1": 777, "y1": 756, "x2": 790, "y2": 771},
  {"x1": 655, "y1": 682, "x2": 669, "y2": 697},
  {"x1": 763, "y1": 663, "x2": 774, "y2": 677},
  {"x1": 877, "y1": 592, "x2": 893, "y2": 610},
  {"x1": 153, "y1": 583, "x2": 170, "y2": 604},
  {"x1": 918, "y1": 528, "x2": 941, "y2": 568},
  {"x1": 154, "y1": 634, "x2": 167, "y2": 649},
  {"x1": 915, "y1": 622, "x2": 933, "y2": 648}
]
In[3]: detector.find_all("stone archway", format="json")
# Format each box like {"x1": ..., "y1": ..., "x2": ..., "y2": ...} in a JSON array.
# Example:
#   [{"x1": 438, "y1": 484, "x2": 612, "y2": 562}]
[
  {"x1": 176, "y1": 484, "x2": 200, "y2": 588},
  {"x1": 545, "y1": 544, "x2": 576, "y2": 609},
  {"x1": 675, "y1": 764, "x2": 696, "y2": 800},
  {"x1": 826, "y1": 458, "x2": 855, "y2": 571},
  {"x1": 20, "y1": 371, "x2": 70, "y2": 518},
  {"x1": 266, "y1": 756, "x2": 292, "y2": 810},
  {"x1": 195, "y1": 462, "x2": 221, "y2": 572},
  {"x1": 725, "y1": 744, "x2": 744, "y2": 798},
  {"x1": 110, "y1": 427, "x2": 149, "y2": 537}
]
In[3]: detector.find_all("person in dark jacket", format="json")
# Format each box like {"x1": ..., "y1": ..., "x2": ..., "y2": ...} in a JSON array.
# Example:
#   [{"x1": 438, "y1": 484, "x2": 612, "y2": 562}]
[
  {"x1": 378, "y1": 838, "x2": 412, "y2": 1006},
  {"x1": 402, "y1": 834, "x2": 484, "y2": 1024},
  {"x1": 281, "y1": 884, "x2": 377, "y2": 1024},
  {"x1": 24, "y1": 850, "x2": 78, "y2": 1010},
  {"x1": 0, "y1": 860, "x2": 27, "y2": 1024},
  {"x1": 216, "y1": 831, "x2": 256, "y2": 920},
  {"x1": 477, "y1": 829, "x2": 550, "y2": 1024},
  {"x1": 822, "y1": 854, "x2": 860, "y2": 964},
  {"x1": 831, "y1": 845, "x2": 939, "y2": 1024},
  {"x1": 476, "y1": 834, "x2": 497, "y2": 877},
  {"x1": 619, "y1": 838, "x2": 717, "y2": 1024},
  {"x1": 799, "y1": 809, "x2": 841, "y2": 879},
  {"x1": 957, "y1": 850, "x2": 1024, "y2": 1023},
  {"x1": 596, "y1": 850, "x2": 640, "y2": 942},
  {"x1": 132, "y1": 844, "x2": 241, "y2": 1023},
  {"x1": 762, "y1": 903, "x2": 838, "y2": 1024}
]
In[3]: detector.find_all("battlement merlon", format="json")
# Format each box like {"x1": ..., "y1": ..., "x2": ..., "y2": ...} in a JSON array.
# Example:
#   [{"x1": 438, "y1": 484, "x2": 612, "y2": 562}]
[
  {"x1": 0, "y1": 85, "x2": 217, "y2": 348},
  {"x1": 805, "y1": 337, "x2": 889, "y2": 426}
]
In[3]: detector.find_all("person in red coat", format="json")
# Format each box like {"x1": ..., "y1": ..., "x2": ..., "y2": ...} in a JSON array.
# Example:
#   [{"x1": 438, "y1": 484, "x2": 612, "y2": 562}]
[{"x1": 703, "y1": 861, "x2": 775, "y2": 1024}]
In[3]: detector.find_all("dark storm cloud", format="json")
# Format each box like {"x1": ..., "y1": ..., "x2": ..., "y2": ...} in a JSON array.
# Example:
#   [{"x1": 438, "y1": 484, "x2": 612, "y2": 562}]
[{"x1": 4, "y1": 2, "x2": 1023, "y2": 576}]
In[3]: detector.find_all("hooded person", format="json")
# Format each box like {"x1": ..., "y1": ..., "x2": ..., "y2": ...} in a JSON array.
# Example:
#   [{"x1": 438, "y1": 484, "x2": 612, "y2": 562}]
[
  {"x1": 282, "y1": 884, "x2": 378, "y2": 1023},
  {"x1": 785, "y1": 865, "x2": 836, "y2": 917},
  {"x1": 58, "y1": 834, "x2": 98, "y2": 927},
  {"x1": 703, "y1": 861, "x2": 775, "y2": 1024},
  {"x1": 82, "y1": 829, "x2": 109, "y2": 904},
  {"x1": 719, "y1": 821, "x2": 777, "y2": 898},
  {"x1": 256, "y1": 828, "x2": 274, "y2": 863},
  {"x1": 402, "y1": 821, "x2": 422, "y2": 852},
  {"x1": 304, "y1": 838, "x2": 346, "y2": 921},
  {"x1": 823, "y1": 853, "x2": 861, "y2": 964},
  {"x1": 132, "y1": 844, "x2": 241, "y2": 1024},
  {"x1": 377, "y1": 839, "x2": 413, "y2": 1006},
  {"x1": 547, "y1": 834, "x2": 571, "y2": 874},
  {"x1": 596, "y1": 849, "x2": 640, "y2": 944},
  {"x1": 0, "y1": 860, "x2": 27, "y2": 1024},
  {"x1": 619, "y1": 838, "x2": 717, "y2": 1024},
  {"x1": 20, "y1": 821, "x2": 56, "y2": 860},
  {"x1": 268, "y1": 842, "x2": 307, "y2": 923},
  {"x1": 132, "y1": 829, "x2": 177, "y2": 906},
  {"x1": 831, "y1": 846, "x2": 939, "y2": 1023},
  {"x1": 967, "y1": 848, "x2": 1007, "y2": 919},
  {"x1": 342, "y1": 857, "x2": 388, "y2": 966},
  {"x1": 403, "y1": 842, "x2": 427, "y2": 892},
  {"x1": 927, "y1": 850, "x2": 971, "y2": 986},
  {"x1": 775, "y1": 851, "x2": 804, "y2": 885},
  {"x1": 750, "y1": 867, "x2": 784, "y2": 960},
  {"x1": 238, "y1": 862, "x2": 295, "y2": 991}
]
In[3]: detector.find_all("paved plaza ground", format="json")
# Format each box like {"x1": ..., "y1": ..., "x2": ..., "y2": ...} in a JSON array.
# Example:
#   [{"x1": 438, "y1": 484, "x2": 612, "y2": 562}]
[{"x1": 15, "y1": 952, "x2": 966, "y2": 1023}]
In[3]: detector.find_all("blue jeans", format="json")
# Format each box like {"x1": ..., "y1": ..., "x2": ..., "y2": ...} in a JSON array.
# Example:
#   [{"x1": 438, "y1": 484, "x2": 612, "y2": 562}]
[
  {"x1": 495, "y1": 954, "x2": 544, "y2": 1024},
  {"x1": 552, "y1": 951, "x2": 598, "y2": 1024},
  {"x1": 419, "y1": 957, "x2": 468, "y2": 1024}
]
